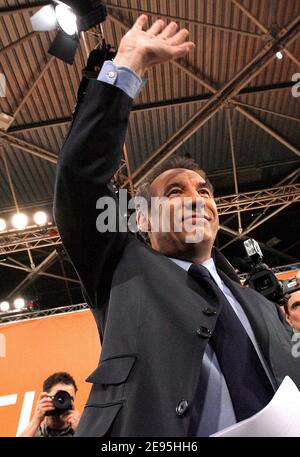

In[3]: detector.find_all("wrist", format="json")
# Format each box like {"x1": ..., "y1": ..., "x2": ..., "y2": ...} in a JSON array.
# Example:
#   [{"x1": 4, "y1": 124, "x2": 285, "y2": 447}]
[
  {"x1": 32, "y1": 415, "x2": 43, "y2": 426},
  {"x1": 114, "y1": 49, "x2": 146, "y2": 78}
]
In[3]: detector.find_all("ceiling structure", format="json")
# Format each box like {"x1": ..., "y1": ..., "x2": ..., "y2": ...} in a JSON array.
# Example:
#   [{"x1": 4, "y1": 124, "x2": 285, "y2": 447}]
[{"x1": 0, "y1": 0, "x2": 299, "y2": 310}]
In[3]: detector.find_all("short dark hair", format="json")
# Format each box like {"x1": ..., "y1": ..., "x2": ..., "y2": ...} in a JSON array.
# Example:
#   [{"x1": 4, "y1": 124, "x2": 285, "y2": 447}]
[
  {"x1": 136, "y1": 156, "x2": 213, "y2": 204},
  {"x1": 43, "y1": 372, "x2": 78, "y2": 393}
]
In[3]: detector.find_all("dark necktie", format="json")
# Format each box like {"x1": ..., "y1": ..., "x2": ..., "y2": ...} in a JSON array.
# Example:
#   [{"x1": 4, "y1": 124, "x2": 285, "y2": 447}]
[{"x1": 189, "y1": 263, "x2": 274, "y2": 422}]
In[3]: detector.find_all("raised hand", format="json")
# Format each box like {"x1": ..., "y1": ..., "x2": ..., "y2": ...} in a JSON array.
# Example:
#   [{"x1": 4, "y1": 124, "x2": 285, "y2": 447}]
[{"x1": 114, "y1": 15, "x2": 195, "y2": 77}]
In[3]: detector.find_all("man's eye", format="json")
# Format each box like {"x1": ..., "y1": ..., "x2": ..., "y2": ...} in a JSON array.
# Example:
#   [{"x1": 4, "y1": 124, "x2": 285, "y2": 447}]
[
  {"x1": 168, "y1": 189, "x2": 181, "y2": 196},
  {"x1": 199, "y1": 189, "x2": 210, "y2": 196}
]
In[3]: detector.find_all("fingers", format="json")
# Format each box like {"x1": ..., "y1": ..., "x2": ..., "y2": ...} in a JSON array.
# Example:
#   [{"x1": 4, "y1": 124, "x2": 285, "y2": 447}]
[
  {"x1": 132, "y1": 14, "x2": 148, "y2": 30},
  {"x1": 147, "y1": 19, "x2": 165, "y2": 36},
  {"x1": 168, "y1": 28, "x2": 190, "y2": 46},
  {"x1": 171, "y1": 42, "x2": 195, "y2": 60},
  {"x1": 158, "y1": 21, "x2": 178, "y2": 39}
]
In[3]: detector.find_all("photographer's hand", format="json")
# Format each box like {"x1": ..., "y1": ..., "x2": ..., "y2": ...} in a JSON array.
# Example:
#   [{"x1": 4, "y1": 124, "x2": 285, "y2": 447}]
[
  {"x1": 63, "y1": 408, "x2": 81, "y2": 432},
  {"x1": 18, "y1": 392, "x2": 55, "y2": 437}
]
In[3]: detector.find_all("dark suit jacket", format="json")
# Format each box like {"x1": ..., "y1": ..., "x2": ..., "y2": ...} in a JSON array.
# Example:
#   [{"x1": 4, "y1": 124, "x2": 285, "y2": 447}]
[{"x1": 54, "y1": 79, "x2": 299, "y2": 437}]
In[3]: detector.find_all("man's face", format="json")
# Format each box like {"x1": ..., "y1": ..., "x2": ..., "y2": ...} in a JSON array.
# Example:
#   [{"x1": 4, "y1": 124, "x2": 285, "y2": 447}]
[
  {"x1": 143, "y1": 168, "x2": 219, "y2": 258},
  {"x1": 286, "y1": 291, "x2": 300, "y2": 331}
]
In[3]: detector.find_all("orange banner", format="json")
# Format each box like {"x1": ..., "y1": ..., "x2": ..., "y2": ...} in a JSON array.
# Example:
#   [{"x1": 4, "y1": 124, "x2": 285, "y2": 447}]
[{"x1": 0, "y1": 309, "x2": 99, "y2": 437}]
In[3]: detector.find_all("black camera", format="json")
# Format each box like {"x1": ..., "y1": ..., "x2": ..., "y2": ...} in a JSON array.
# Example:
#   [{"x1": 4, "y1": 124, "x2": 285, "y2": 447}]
[
  {"x1": 46, "y1": 390, "x2": 73, "y2": 417},
  {"x1": 239, "y1": 238, "x2": 300, "y2": 305}
]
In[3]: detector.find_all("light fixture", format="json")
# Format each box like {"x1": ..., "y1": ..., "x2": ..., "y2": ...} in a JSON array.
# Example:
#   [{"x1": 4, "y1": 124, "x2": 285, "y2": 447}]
[
  {"x1": 34, "y1": 211, "x2": 48, "y2": 226},
  {"x1": 0, "y1": 301, "x2": 10, "y2": 312},
  {"x1": 55, "y1": 4, "x2": 78, "y2": 36},
  {"x1": 0, "y1": 218, "x2": 6, "y2": 231},
  {"x1": 12, "y1": 213, "x2": 28, "y2": 230},
  {"x1": 276, "y1": 51, "x2": 283, "y2": 60},
  {"x1": 14, "y1": 298, "x2": 26, "y2": 310},
  {"x1": 30, "y1": 1, "x2": 107, "y2": 65}
]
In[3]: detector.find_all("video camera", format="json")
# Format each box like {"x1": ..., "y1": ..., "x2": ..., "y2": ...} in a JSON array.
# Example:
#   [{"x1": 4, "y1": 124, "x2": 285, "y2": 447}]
[{"x1": 238, "y1": 238, "x2": 300, "y2": 305}]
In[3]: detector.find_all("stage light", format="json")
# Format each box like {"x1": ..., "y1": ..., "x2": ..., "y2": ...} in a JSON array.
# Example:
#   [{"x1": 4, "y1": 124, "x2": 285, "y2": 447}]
[
  {"x1": 12, "y1": 213, "x2": 28, "y2": 230},
  {"x1": 276, "y1": 51, "x2": 283, "y2": 60},
  {"x1": 0, "y1": 218, "x2": 6, "y2": 231},
  {"x1": 14, "y1": 298, "x2": 26, "y2": 310},
  {"x1": 0, "y1": 301, "x2": 10, "y2": 312},
  {"x1": 55, "y1": 4, "x2": 78, "y2": 36},
  {"x1": 30, "y1": 1, "x2": 107, "y2": 65},
  {"x1": 34, "y1": 211, "x2": 48, "y2": 226}
]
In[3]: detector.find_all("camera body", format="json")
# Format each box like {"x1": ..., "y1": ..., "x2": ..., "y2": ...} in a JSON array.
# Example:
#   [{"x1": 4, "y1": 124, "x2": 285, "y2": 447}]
[
  {"x1": 45, "y1": 390, "x2": 73, "y2": 417},
  {"x1": 243, "y1": 239, "x2": 300, "y2": 305}
]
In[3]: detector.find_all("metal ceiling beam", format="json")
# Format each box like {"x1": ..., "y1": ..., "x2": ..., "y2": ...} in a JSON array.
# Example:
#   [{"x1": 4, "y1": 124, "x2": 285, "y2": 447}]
[
  {"x1": 235, "y1": 168, "x2": 300, "y2": 238},
  {"x1": 0, "y1": 132, "x2": 57, "y2": 163},
  {"x1": 284, "y1": 49, "x2": 300, "y2": 69},
  {"x1": 216, "y1": 184, "x2": 300, "y2": 216},
  {"x1": 1, "y1": 147, "x2": 19, "y2": 213},
  {"x1": 226, "y1": 110, "x2": 242, "y2": 232},
  {"x1": 7, "y1": 80, "x2": 296, "y2": 134},
  {"x1": 220, "y1": 198, "x2": 299, "y2": 251},
  {"x1": 233, "y1": 100, "x2": 300, "y2": 123},
  {"x1": 0, "y1": 32, "x2": 37, "y2": 57},
  {"x1": 13, "y1": 57, "x2": 55, "y2": 121},
  {"x1": 219, "y1": 225, "x2": 298, "y2": 263},
  {"x1": 6, "y1": 250, "x2": 58, "y2": 299},
  {"x1": 0, "y1": 2, "x2": 50, "y2": 16},
  {"x1": 234, "y1": 105, "x2": 300, "y2": 157},
  {"x1": 0, "y1": 260, "x2": 79, "y2": 283},
  {"x1": 128, "y1": 15, "x2": 300, "y2": 187},
  {"x1": 106, "y1": 4, "x2": 262, "y2": 39},
  {"x1": 230, "y1": 0, "x2": 300, "y2": 69},
  {"x1": 230, "y1": 0, "x2": 269, "y2": 34}
]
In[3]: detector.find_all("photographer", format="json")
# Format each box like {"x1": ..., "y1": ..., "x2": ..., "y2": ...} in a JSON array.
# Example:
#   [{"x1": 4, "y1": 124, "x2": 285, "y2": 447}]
[
  {"x1": 19, "y1": 372, "x2": 81, "y2": 437},
  {"x1": 283, "y1": 290, "x2": 300, "y2": 334}
]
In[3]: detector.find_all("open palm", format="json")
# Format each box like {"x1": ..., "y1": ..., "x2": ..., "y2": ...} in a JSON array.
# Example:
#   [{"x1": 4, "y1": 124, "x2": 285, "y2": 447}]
[{"x1": 115, "y1": 15, "x2": 195, "y2": 74}]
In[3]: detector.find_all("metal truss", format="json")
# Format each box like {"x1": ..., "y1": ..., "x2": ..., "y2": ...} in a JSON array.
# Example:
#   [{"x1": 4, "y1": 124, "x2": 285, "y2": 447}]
[
  {"x1": 0, "y1": 185, "x2": 298, "y2": 254},
  {"x1": 0, "y1": 303, "x2": 88, "y2": 324},
  {"x1": 216, "y1": 184, "x2": 300, "y2": 216},
  {"x1": 0, "y1": 225, "x2": 61, "y2": 255}
]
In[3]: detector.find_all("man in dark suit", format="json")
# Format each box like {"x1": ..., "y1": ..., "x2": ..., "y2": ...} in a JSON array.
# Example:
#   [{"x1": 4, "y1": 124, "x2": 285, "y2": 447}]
[{"x1": 54, "y1": 15, "x2": 299, "y2": 437}]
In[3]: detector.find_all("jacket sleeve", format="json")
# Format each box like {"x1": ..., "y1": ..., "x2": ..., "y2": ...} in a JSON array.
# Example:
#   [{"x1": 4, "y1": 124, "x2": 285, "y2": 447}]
[{"x1": 53, "y1": 79, "x2": 133, "y2": 305}]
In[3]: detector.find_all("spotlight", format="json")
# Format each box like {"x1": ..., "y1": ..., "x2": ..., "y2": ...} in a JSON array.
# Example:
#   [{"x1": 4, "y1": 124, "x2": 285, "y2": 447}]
[
  {"x1": 14, "y1": 298, "x2": 26, "y2": 310},
  {"x1": 30, "y1": 1, "x2": 107, "y2": 64},
  {"x1": 34, "y1": 211, "x2": 48, "y2": 226},
  {"x1": 55, "y1": 4, "x2": 78, "y2": 36},
  {"x1": 276, "y1": 51, "x2": 283, "y2": 60},
  {"x1": 0, "y1": 218, "x2": 6, "y2": 232},
  {"x1": 0, "y1": 301, "x2": 10, "y2": 312},
  {"x1": 12, "y1": 213, "x2": 28, "y2": 230}
]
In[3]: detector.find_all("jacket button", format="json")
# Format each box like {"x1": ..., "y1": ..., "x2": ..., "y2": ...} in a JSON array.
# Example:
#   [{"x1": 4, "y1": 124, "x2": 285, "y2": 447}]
[
  {"x1": 202, "y1": 307, "x2": 217, "y2": 316},
  {"x1": 196, "y1": 326, "x2": 212, "y2": 338},
  {"x1": 176, "y1": 399, "x2": 189, "y2": 416}
]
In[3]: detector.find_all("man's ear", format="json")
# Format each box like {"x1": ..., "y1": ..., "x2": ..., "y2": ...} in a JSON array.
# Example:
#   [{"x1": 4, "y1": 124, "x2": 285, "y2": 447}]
[{"x1": 136, "y1": 210, "x2": 151, "y2": 232}]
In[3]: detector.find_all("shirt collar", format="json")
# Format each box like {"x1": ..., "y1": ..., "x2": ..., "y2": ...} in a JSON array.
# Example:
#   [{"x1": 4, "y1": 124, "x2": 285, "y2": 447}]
[{"x1": 170, "y1": 256, "x2": 222, "y2": 288}]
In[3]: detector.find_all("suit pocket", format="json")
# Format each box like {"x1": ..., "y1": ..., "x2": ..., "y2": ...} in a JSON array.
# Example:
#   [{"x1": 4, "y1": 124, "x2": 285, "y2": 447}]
[
  {"x1": 75, "y1": 402, "x2": 123, "y2": 437},
  {"x1": 86, "y1": 354, "x2": 137, "y2": 385}
]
